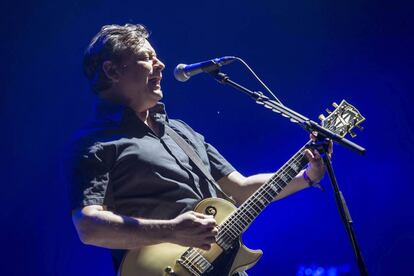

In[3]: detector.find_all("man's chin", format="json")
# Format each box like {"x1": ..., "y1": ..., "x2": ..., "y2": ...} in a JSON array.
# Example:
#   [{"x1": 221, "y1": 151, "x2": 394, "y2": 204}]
[{"x1": 152, "y1": 89, "x2": 163, "y2": 100}]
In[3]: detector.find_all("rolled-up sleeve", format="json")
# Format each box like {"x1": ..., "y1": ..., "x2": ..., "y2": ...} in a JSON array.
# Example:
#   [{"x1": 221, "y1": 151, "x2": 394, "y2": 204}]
[
  {"x1": 204, "y1": 142, "x2": 236, "y2": 181},
  {"x1": 64, "y1": 142, "x2": 116, "y2": 211}
]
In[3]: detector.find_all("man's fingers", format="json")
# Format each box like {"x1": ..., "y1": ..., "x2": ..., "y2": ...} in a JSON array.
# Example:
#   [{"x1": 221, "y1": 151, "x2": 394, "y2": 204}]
[
  {"x1": 305, "y1": 148, "x2": 324, "y2": 164},
  {"x1": 193, "y1": 212, "x2": 216, "y2": 222},
  {"x1": 310, "y1": 131, "x2": 318, "y2": 141},
  {"x1": 204, "y1": 236, "x2": 216, "y2": 244},
  {"x1": 309, "y1": 132, "x2": 334, "y2": 157},
  {"x1": 192, "y1": 217, "x2": 216, "y2": 229},
  {"x1": 192, "y1": 211, "x2": 210, "y2": 219},
  {"x1": 200, "y1": 244, "x2": 212, "y2": 251},
  {"x1": 191, "y1": 212, "x2": 215, "y2": 222},
  {"x1": 304, "y1": 149, "x2": 314, "y2": 160},
  {"x1": 313, "y1": 149, "x2": 321, "y2": 160}
]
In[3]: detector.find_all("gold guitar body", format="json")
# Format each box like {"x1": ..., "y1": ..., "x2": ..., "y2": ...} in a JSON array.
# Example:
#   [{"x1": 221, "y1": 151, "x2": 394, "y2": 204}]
[
  {"x1": 119, "y1": 198, "x2": 263, "y2": 276},
  {"x1": 119, "y1": 99, "x2": 366, "y2": 275}
]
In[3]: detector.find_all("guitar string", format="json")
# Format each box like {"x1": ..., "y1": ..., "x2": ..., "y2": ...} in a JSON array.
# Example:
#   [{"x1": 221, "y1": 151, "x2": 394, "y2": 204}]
[
  {"x1": 217, "y1": 171, "x2": 300, "y2": 246},
  {"x1": 184, "y1": 145, "x2": 310, "y2": 272},
  {"x1": 181, "y1": 248, "x2": 203, "y2": 275},
  {"x1": 220, "y1": 153, "x2": 306, "y2": 238},
  {"x1": 183, "y1": 150, "x2": 309, "y2": 269},
  {"x1": 225, "y1": 146, "x2": 307, "y2": 221},
  {"x1": 216, "y1": 144, "x2": 309, "y2": 245},
  {"x1": 220, "y1": 161, "x2": 309, "y2": 245},
  {"x1": 184, "y1": 123, "x2": 337, "y2": 270},
  {"x1": 217, "y1": 121, "x2": 339, "y2": 243},
  {"x1": 186, "y1": 248, "x2": 212, "y2": 275},
  {"x1": 182, "y1": 245, "x2": 212, "y2": 274},
  {"x1": 180, "y1": 115, "x2": 345, "y2": 273},
  {"x1": 218, "y1": 110, "x2": 342, "y2": 247},
  {"x1": 180, "y1": 153, "x2": 306, "y2": 270},
  {"x1": 184, "y1": 149, "x2": 310, "y2": 273},
  {"x1": 217, "y1": 169, "x2": 302, "y2": 247},
  {"x1": 183, "y1": 132, "x2": 334, "y2": 272},
  {"x1": 183, "y1": 150, "x2": 308, "y2": 267}
]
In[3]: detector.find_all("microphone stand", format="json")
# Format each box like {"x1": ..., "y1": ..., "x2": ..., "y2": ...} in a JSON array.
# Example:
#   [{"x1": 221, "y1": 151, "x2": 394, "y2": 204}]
[{"x1": 211, "y1": 71, "x2": 369, "y2": 276}]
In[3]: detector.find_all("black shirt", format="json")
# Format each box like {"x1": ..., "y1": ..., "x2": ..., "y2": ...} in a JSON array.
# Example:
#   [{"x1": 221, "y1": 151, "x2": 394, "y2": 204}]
[{"x1": 66, "y1": 99, "x2": 235, "y2": 219}]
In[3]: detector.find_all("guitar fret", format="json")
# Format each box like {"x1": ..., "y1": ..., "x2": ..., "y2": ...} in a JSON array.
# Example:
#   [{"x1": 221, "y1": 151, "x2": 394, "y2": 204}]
[
  {"x1": 289, "y1": 162, "x2": 300, "y2": 172},
  {"x1": 122, "y1": 101, "x2": 365, "y2": 276},
  {"x1": 229, "y1": 218, "x2": 244, "y2": 234},
  {"x1": 280, "y1": 174, "x2": 288, "y2": 183},
  {"x1": 219, "y1": 143, "x2": 311, "y2": 245},
  {"x1": 241, "y1": 207, "x2": 256, "y2": 222},
  {"x1": 236, "y1": 213, "x2": 250, "y2": 226},
  {"x1": 269, "y1": 184, "x2": 279, "y2": 193},
  {"x1": 284, "y1": 165, "x2": 299, "y2": 178},
  {"x1": 262, "y1": 188, "x2": 276, "y2": 202},
  {"x1": 223, "y1": 223, "x2": 239, "y2": 238},
  {"x1": 217, "y1": 231, "x2": 234, "y2": 247},
  {"x1": 248, "y1": 200, "x2": 265, "y2": 216},
  {"x1": 246, "y1": 198, "x2": 263, "y2": 213}
]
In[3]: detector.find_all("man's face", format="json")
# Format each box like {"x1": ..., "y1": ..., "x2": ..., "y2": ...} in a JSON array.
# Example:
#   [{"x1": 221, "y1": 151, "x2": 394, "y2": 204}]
[{"x1": 116, "y1": 39, "x2": 165, "y2": 112}]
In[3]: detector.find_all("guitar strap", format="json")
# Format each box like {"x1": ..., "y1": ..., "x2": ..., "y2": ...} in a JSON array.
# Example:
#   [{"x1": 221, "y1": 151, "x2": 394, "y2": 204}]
[{"x1": 164, "y1": 124, "x2": 236, "y2": 205}]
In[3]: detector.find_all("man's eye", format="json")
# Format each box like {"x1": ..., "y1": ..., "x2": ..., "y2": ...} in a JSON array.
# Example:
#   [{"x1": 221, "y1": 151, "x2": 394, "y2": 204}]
[
  {"x1": 137, "y1": 53, "x2": 155, "y2": 62},
  {"x1": 136, "y1": 54, "x2": 149, "y2": 61}
]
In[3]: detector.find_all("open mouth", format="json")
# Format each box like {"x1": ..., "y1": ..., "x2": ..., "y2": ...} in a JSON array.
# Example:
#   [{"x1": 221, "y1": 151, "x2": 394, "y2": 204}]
[{"x1": 149, "y1": 76, "x2": 162, "y2": 86}]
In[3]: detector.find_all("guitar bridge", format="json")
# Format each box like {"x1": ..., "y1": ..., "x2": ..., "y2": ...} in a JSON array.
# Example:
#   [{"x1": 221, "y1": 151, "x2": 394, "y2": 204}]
[{"x1": 177, "y1": 248, "x2": 213, "y2": 276}]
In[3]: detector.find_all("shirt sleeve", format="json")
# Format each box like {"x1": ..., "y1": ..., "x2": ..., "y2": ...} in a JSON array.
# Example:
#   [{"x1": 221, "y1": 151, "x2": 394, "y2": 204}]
[
  {"x1": 203, "y1": 141, "x2": 236, "y2": 181},
  {"x1": 64, "y1": 141, "x2": 116, "y2": 211}
]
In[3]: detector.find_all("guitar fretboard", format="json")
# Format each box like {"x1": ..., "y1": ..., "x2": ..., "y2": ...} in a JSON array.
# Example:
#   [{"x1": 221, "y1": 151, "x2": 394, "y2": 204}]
[{"x1": 217, "y1": 142, "x2": 311, "y2": 249}]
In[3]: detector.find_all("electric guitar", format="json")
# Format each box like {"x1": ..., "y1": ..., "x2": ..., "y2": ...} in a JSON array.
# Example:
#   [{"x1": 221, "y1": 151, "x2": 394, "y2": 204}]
[{"x1": 119, "y1": 100, "x2": 365, "y2": 276}]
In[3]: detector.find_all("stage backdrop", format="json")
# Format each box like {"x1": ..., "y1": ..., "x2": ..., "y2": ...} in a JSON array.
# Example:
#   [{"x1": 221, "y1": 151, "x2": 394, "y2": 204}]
[{"x1": 1, "y1": 0, "x2": 413, "y2": 275}]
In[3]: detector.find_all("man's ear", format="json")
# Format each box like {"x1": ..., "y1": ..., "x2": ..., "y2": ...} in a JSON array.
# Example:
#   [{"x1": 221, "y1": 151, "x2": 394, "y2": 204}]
[{"x1": 102, "y1": 60, "x2": 121, "y2": 82}]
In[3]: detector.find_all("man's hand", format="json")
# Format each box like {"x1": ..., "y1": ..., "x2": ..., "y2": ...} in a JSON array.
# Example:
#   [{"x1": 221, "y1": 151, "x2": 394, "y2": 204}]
[
  {"x1": 304, "y1": 132, "x2": 333, "y2": 183},
  {"x1": 169, "y1": 211, "x2": 218, "y2": 250}
]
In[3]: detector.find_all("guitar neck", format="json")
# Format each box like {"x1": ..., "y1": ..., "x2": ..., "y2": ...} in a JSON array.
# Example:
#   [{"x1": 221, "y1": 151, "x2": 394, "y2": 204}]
[{"x1": 218, "y1": 141, "x2": 311, "y2": 247}]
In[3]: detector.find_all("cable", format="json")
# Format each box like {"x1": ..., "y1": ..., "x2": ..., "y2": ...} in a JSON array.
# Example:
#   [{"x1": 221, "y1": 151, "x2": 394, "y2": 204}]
[{"x1": 234, "y1": 57, "x2": 284, "y2": 105}]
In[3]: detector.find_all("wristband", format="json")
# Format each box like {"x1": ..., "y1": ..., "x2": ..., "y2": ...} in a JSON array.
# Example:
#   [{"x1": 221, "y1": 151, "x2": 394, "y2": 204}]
[
  {"x1": 303, "y1": 169, "x2": 324, "y2": 191},
  {"x1": 303, "y1": 169, "x2": 317, "y2": 186}
]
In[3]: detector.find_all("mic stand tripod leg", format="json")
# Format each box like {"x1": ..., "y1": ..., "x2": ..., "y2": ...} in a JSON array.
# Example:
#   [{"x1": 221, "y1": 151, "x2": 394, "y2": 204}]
[{"x1": 315, "y1": 142, "x2": 369, "y2": 276}]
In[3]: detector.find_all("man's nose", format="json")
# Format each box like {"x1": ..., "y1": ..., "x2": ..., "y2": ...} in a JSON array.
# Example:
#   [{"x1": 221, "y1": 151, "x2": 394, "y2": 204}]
[{"x1": 153, "y1": 57, "x2": 165, "y2": 71}]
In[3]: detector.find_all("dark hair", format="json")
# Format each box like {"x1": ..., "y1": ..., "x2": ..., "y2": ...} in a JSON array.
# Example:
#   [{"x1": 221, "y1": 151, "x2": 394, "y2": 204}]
[{"x1": 83, "y1": 24, "x2": 150, "y2": 93}]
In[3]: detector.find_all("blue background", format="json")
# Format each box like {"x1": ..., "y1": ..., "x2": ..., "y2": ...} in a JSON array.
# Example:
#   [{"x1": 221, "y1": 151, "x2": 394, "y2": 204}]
[{"x1": 2, "y1": 0, "x2": 413, "y2": 275}]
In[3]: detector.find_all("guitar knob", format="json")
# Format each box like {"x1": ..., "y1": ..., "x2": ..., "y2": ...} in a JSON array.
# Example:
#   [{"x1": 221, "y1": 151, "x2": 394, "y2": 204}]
[
  {"x1": 205, "y1": 206, "x2": 217, "y2": 217},
  {"x1": 332, "y1": 102, "x2": 339, "y2": 108},
  {"x1": 318, "y1": 114, "x2": 326, "y2": 121},
  {"x1": 164, "y1": 266, "x2": 176, "y2": 275}
]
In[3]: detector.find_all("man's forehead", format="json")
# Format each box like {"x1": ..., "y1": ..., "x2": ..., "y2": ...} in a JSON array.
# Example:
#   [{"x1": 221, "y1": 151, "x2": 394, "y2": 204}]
[{"x1": 137, "y1": 40, "x2": 156, "y2": 53}]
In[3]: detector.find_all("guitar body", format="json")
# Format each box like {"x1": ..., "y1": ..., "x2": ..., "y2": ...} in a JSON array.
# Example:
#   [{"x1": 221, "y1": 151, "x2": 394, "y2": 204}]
[
  {"x1": 119, "y1": 198, "x2": 263, "y2": 276},
  {"x1": 119, "y1": 99, "x2": 365, "y2": 276}
]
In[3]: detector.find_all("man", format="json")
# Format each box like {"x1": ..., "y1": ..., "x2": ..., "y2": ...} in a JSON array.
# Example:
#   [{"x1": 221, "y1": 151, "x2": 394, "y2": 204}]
[{"x1": 67, "y1": 23, "x2": 330, "y2": 274}]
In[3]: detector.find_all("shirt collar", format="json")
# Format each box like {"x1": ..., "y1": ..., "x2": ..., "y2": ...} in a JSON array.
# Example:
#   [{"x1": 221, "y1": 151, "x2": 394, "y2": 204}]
[{"x1": 93, "y1": 98, "x2": 168, "y2": 128}]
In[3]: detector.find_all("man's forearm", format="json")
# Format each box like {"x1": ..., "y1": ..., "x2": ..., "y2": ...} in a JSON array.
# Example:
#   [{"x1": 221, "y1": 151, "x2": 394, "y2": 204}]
[
  {"x1": 73, "y1": 206, "x2": 172, "y2": 250},
  {"x1": 235, "y1": 170, "x2": 310, "y2": 203}
]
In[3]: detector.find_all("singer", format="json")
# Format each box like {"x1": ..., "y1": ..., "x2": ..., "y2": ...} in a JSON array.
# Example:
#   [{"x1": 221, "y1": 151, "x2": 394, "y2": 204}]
[{"x1": 65, "y1": 23, "x2": 330, "y2": 275}]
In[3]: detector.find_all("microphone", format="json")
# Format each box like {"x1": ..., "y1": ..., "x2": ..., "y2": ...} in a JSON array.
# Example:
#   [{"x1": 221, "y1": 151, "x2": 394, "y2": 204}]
[{"x1": 174, "y1": 56, "x2": 237, "y2": 82}]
